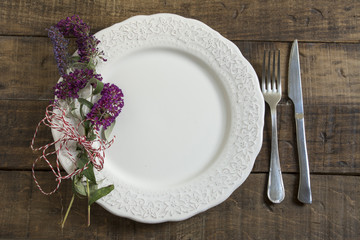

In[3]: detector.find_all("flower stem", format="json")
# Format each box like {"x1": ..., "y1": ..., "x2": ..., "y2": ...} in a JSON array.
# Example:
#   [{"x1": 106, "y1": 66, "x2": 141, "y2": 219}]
[
  {"x1": 86, "y1": 178, "x2": 91, "y2": 227},
  {"x1": 62, "y1": 194, "x2": 75, "y2": 228}
]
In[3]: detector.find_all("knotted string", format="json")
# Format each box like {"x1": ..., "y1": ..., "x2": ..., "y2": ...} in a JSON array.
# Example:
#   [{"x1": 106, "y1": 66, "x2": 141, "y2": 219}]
[{"x1": 31, "y1": 103, "x2": 114, "y2": 195}]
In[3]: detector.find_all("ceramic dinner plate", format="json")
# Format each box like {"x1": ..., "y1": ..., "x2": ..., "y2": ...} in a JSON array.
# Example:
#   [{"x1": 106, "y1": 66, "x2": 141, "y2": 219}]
[{"x1": 54, "y1": 13, "x2": 264, "y2": 223}]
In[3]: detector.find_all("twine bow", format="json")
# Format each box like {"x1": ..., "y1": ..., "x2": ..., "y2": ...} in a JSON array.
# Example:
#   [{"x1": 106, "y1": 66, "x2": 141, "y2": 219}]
[{"x1": 31, "y1": 103, "x2": 114, "y2": 195}]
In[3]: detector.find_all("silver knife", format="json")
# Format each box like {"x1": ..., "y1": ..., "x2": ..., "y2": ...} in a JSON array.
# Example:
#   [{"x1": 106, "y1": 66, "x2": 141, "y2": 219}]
[{"x1": 288, "y1": 40, "x2": 312, "y2": 204}]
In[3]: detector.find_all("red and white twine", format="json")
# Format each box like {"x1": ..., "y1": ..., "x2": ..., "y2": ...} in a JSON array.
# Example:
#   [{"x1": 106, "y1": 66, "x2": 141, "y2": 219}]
[{"x1": 31, "y1": 103, "x2": 114, "y2": 195}]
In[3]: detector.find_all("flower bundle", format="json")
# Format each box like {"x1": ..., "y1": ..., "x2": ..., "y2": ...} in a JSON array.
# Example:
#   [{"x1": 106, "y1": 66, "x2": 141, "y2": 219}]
[{"x1": 31, "y1": 16, "x2": 124, "y2": 227}]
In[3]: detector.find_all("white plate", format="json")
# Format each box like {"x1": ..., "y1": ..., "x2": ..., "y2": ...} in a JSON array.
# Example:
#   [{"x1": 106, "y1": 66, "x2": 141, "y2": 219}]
[{"x1": 55, "y1": 13, "x2": 264, "y2": 223}]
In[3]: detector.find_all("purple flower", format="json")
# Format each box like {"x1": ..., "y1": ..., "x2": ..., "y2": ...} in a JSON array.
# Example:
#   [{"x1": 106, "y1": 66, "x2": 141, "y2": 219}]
[
  {"x1": 55, "y1": 15, "x2": 104, "y2": 63},
  {"x1": 47, "y1": 26, "x2": 69, "y2": 77},
  {"x1": 76, "y1": 35, "x2": 103, "y2": 63},
  {"x1": 86, "y1": 83, "x2": 124, "y2": 130},
  {"x1": 54, "y1": 69, "x2": 103, "y2": 100},
  {"x1": 56, "y1": 15, "x2": 90, "y2": 38}
]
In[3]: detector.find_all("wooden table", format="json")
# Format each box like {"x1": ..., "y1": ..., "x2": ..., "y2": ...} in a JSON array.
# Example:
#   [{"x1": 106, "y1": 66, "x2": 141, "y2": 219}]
[{"x1": 1, "y1": 1, "x2": 359, "y2": 239}]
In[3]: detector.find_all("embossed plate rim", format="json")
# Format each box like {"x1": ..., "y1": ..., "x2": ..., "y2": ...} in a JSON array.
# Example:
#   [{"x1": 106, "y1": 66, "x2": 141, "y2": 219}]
[{"x1": 55, "y1": 13, "x2": 264, "y2": 223}]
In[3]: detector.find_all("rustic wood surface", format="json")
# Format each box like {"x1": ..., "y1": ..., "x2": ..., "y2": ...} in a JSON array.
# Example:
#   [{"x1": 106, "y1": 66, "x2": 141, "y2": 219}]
[{"x1": 0, "y1": 0, "x2": 359, "y2": 239}]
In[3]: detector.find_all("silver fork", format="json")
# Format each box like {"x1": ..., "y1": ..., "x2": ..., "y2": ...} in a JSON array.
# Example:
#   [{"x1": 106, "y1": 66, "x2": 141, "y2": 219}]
[{"x1": 262, "y1": 50, "x2": 285, "y2": 203}]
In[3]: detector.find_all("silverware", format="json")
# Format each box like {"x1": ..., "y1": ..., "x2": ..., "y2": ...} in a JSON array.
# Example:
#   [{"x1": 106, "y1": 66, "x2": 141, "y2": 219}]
[
  {"x1": 288, "y1": 40, "x2": 312, "y2": 204},
  {"x1": 262, "y1": 50, "x2": 285, "y2": 203}
]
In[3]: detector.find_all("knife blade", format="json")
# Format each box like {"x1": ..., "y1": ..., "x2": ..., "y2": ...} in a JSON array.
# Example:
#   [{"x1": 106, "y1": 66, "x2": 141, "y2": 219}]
[{"x1": 288, "y1": 39, "x2": 312, "y2": 204}]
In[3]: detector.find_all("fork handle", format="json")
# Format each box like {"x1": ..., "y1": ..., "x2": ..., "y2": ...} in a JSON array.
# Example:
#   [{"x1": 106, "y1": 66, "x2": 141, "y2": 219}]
[
  {"x1": 295, "y1": 117, "x2": 312, "y2": 204},
  {"x1": 267, "y1": 108, "x2": 285, "y2": 203}
]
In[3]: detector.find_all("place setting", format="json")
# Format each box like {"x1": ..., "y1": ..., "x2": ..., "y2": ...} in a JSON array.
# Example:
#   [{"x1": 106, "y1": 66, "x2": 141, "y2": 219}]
[{"x1": 32, "y1": 13, "x2": 311, "y2": 226}]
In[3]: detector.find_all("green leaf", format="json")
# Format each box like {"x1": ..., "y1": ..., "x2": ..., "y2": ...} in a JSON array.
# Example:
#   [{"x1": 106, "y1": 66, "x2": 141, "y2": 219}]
[
  {"x1": 77, "y1": 153, "x2": 97, "y2": 184},
  {"x1": 89, "y1": 182, "x2": 98, "y2": 193},
  {"x1": 87, "y1": 131, "x2": 97, "y2": 141},
  {"x1": 70, "y1": 55, "x2": 81, "y2": 63},
  {"x1": 78, "y1": 98, "x2": 93, "y2": 119},
  {"x1": 78, "y1": 98, "x2": 94, "y2": 109},
  {"x1": 87, "y1": 61, "x2": 96, "y2": 70},
  {"x1": 82, "y1": 120, "x2": 91, "y2": 137},
  {"x1": 72, "y1": 175, "x2": 87, "y2": 197},
  {"x1": 69, "y1": 101, "x2": 76, "y2": 111},
  {"x1": 104, "y1": 120, "x2": 116, "y2": 141},
  {"x1": 72, "y1": 62, "x2": 87, "y2": 69},
  {"x1": 88, "y1": 185, "x2": 114, "y2": 205},
  {"x1": 90, "y1": 79, "x2": 104, "y2": 95},
  {"x1": 79, "y1": 103, "x2": 85, "y2": 119},
  {"x1": 68, "y1": 101, "x2": 80, "y2": 120}
]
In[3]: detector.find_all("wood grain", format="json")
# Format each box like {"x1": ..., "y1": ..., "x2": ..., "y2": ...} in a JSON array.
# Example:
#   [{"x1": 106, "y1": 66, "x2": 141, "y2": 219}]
[
  {"x1": 1, "y1": 37, "x2": 359, "y2": 106},
  {"x1": 0, "y1": 0, "x2": 359, "y2": 42},
  {"x1": 235, "y1": 41, "x2": 360, "y2": 106},
  {"x1": 0, "y1": 36, "x2": 58, "y2": 100},
  {"x1": 1, "y1": 1, "x2": 359, "y2": 239},
  {"x1": 0, "y1": 171, "x2": 31, "y2": 239},
  {"x1": 256, "y1": 103, "x2": 360, "y2": 174},
  {"x1": 1, "y1": 171, "x2": 358, "y2": 239},
  {"x1": 2, "y1": 99, "x2": 359, "y2": 174}
]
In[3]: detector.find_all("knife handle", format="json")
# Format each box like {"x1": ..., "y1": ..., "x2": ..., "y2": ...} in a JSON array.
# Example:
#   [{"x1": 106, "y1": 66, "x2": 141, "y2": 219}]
[{"x1": 295, "y1": 115, "x2": 312, "y2": 204}]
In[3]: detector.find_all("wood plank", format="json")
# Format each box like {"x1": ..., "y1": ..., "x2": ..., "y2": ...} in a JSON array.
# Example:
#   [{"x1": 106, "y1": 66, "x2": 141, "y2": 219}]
[
  {"x1": 1, "y1": 100, "x2": 55, "y2": 170},
  {"x1": 0, "y1": 36, "x2": 59, "y2": 100},
  {"x1": 0, "y1": 0, "x2": 359, "y2": 42},
  {"x1": 255, "y1": 103, "x2": 360, "y2": 174},
  {"x1": 205, "y1": 173, "x2": 360, "y2": 240},
  {"x1": 237, "y1": 41, "x2": 360, "y2": 106},
  {"x1": 1, "y1": 171, "x2": 358, "y2": 239},
  {"x1": 2, "y1": 100, "x2": 359, "y2": 174},
  {"x1": 0, "y1": 171, "x2": 31, "y2": 239},
  {"x1": 1, "y1": 37, "x2": 359, "y2": 105}
]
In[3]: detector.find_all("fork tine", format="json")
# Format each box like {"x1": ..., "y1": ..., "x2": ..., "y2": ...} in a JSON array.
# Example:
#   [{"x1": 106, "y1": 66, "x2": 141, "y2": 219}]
[
  {"x1": 267, "y1": 50, "x2": 271, "y2": 91},
  {"x1": 277, "y1": 50, "x2": 281, "y2": 93},
  {"x1": 262, "y1": 50, "x2": 281, "y2": 93},
  {"x1": 272, "y1": 51, "x2": 276, "y2": 90},
  {"x1": 261, "y1": 50, "x2": 266, "y2": 91}
]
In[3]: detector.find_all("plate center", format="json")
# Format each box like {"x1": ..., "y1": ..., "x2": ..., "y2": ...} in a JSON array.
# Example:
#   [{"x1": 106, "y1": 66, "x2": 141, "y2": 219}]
[{"x1": 100, "y1": 47, "x2": 229, "y2": 190}]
